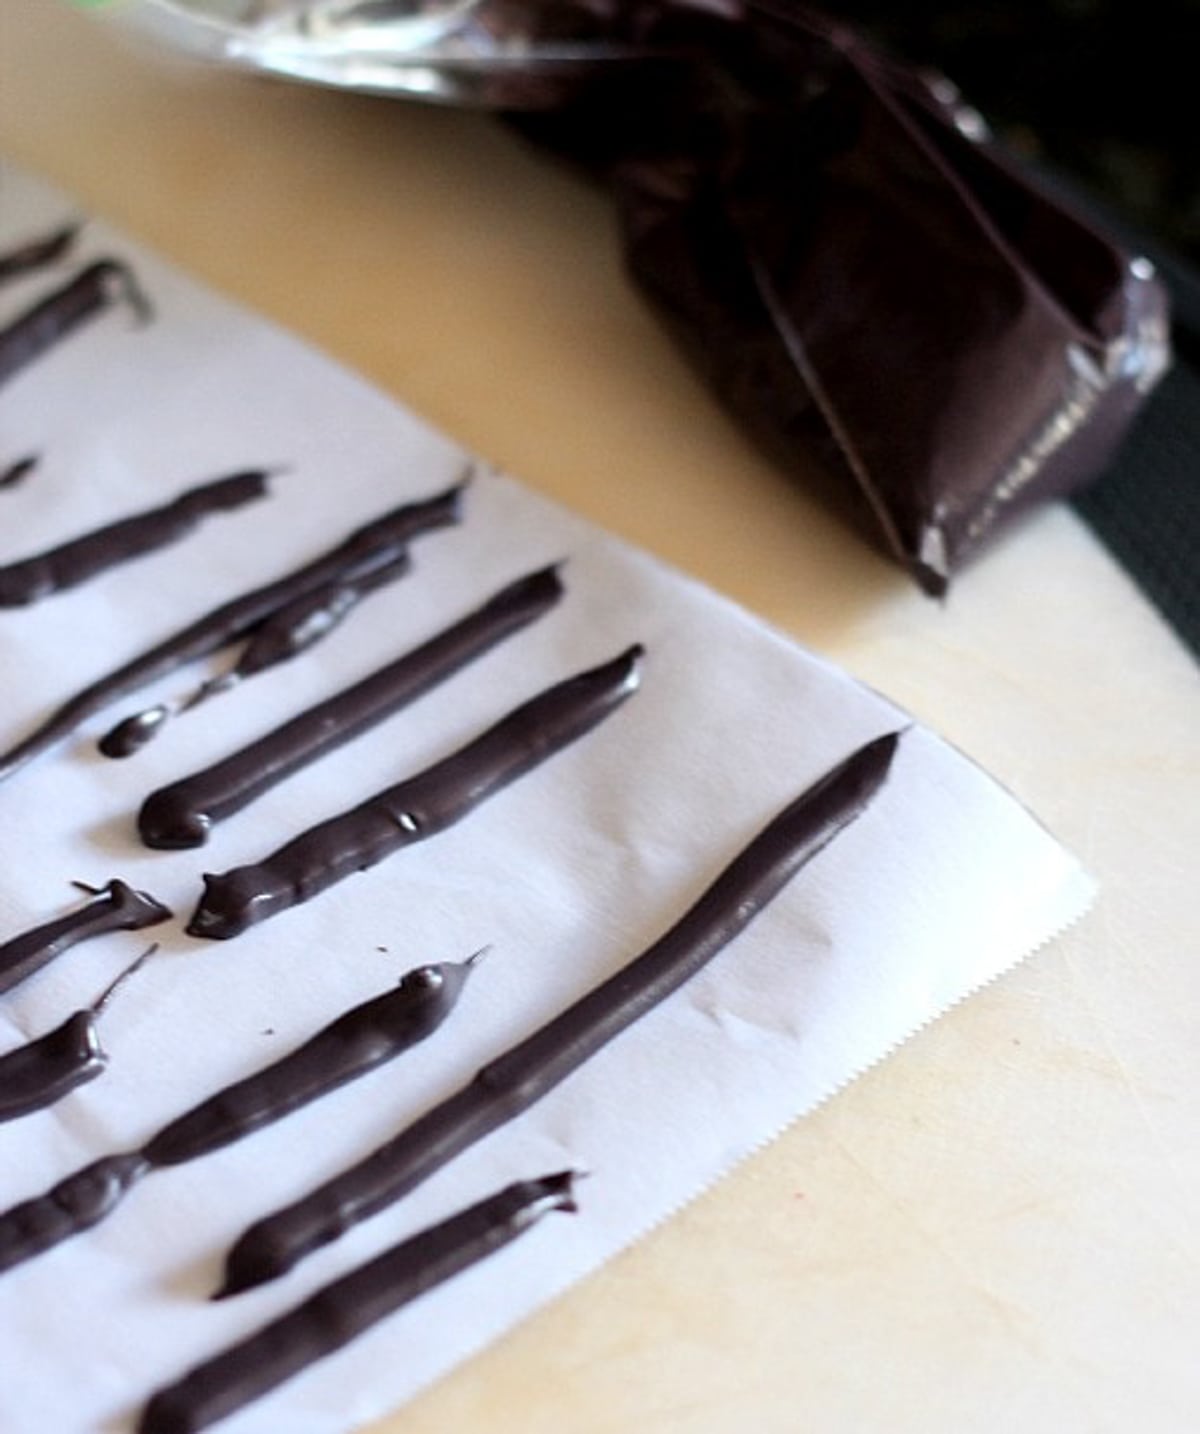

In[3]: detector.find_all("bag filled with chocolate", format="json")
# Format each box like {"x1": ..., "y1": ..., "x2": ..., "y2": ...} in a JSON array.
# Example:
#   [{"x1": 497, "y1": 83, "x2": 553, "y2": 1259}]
[{"x1": 103, "y1": 0, "x2": 1173, "y2": 591}]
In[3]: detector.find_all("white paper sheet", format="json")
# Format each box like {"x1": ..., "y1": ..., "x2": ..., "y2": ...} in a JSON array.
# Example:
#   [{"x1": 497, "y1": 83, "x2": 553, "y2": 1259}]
[{"x1": 0, "y1": 164, "x2": 1094, "y2": 1434}]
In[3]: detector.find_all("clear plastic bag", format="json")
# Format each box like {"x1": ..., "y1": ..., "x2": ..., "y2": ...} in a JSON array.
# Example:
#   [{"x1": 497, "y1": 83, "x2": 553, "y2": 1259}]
[
  {"x1": 94, "y1": 0, "x2": 1170, "y2": 591},
  {"x1": 93, "y1": 0, "x2": 653, "y2": 105}
]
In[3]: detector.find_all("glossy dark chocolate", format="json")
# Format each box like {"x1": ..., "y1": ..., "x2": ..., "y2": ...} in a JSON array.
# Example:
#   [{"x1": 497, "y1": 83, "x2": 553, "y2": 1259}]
[
  {"x1": 0, "y1": 456, "x2": 38, "y2": 490},
  {"x1": 99, "y1": 550, "x2": 413, "y2": 760},
  {"x1": 0, "y1": 259, "x2": 151, "y2": 390},
  {"x1": 187, "y1": 644, "x2": 642, "y2": 942},
  {"x1": 140, "y1": 1171, "x2": 577, "y2": 1434},
  {"x1": 0, "y1": 879, "x2": 170, "y2": 997},
  {"x1": 0, "y1": 957, "x2": 478, "y2": 1274},
  {"x1": 0, "y1": 223, "x2": 79, "y2": 285},
  {"x1": 142, "y1": 957, "x2": 479, "y2": 1166},
  {"x1": 0, "y1": 944, "x2": 155, "y2": 1124},
  {"x1": 218, "y1": 560, "x2": 408, "y2": 677},
  {"x1": 0, "y1": 1012, "x2": 104, "y2": 1124},
  {"x1": 490, "y1": 2, "x2": 1170, "y2": 586},
  {"x1": 140, "y1": 565, "x2": 566, "y2": 848},
  {"x1": 0, "y1": 482, "x2": 463, "y2": 784},
  {"x1": 216, "y1": 730, "x2": 898, "y2": 1297},
  {"x1": 0, "y1": 1153, "x2": 149, "y2": 1268},
  {"x1": 0, "y1": 470, "x2": 269, "y2": 608}
]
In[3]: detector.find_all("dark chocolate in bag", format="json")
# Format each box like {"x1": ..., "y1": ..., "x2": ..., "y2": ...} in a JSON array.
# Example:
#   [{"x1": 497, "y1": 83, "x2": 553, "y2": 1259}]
[{"x1": 503, "y1": 1, "x2": 1171, "y2": 590}]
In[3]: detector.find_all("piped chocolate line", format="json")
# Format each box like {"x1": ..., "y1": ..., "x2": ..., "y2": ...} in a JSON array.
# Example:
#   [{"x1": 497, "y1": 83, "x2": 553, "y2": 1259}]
[
  {"x1": 139, "y1": 1171, "x2": 578, "y2": 1434},
  {"x1": 0, "y1": 944, "x2": 156, "y2": 1124},
  {"x1": 0, "y1": 223, "x2": 79, "y2": 285},
  {"x1": 0, "y1": 259, "x2": 151, "y2": 390},
  {"x1": 0, "y1": 879, "x2": 170, "y2": 997},
  {"x1": 139, "y1": 564, "x2": 566, "y2": 848},
  {"x1": 0, "y1": 470, "x2": 270, "y2": 608},
  {"x1": 0, "y1": 482, "x2": 464, "y2": 784},
  {"x1": 0, "y1": 955, "x2": 481, "y2": 1273},
  {"x1": 187, "y1": 644, "x2": 643, "y2": 942},
  {"x1": 99, "y1": 550, "x2": 413, "y2": 759},
  {"x1": 216, "y1": 730, "x2": 900, "y2": 1297}
]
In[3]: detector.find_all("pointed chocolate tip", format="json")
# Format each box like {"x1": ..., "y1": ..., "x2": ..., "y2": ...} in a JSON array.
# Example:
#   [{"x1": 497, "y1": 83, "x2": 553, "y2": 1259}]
[
  {"x1": 531, "y1": 1168, "x2": 584, "y2": 1217},
  {"x1": 0, "y1": 455, "x2": 38, "y2": 489},
  {"x1": 910, "y1": 556, "x2": 950, "y2": 599},
  {"x1": 868, "y1": 728, "x2": 903, "y2": 760},
  {"x1": 532, "y1": 560, "x2": 568, "y2": 588},
  {"x1": 51, "y1": 219, "x2": 83, "y2": 252},
  {"x1": 841, "y1": 728, "x2": 902, "y2": 795},
  {"x1": 98, "y1": 704, "x2": 168, "y2": 759},
  {"x1": 435, "y1": 469, "x2": 472, "y2": 508}
]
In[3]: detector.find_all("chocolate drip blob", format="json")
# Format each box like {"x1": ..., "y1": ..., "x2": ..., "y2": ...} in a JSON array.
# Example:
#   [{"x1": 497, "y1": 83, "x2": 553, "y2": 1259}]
[
  {"x1": 0, "y1": 482, "x2": 463, "y2": 784},
  {"x1": 0, "y1": 260, "x2": 151, "y2": 390},
  {"x1": 140, "y1": 564, "x2": 566, "y2": 848},
  {"x1": 0, "y1": 879, "x2": 170, "y2": 997},
  {"x1": 0, "y1": 944, "x2": 156, "y2": 1124},
  {"x1": 187, "y1": 644, "x2": 643, "y2": 941},
  {"x1": 0, "y1": 1012, "x2": 106, "y2": 1122},
  {"x1": 216, "y1": 729, "x2": 899, "y2": 1298},
  {"x1": 100, "y1": 549, "x2": 412, "y2": 759},
  {"x1": 139, "y1": 1171, "x2": 578, "y2": 1434},
  {"x1": 0, "y1": 470, "x2": 270, "y2": 608},
  {"x1": 0, "y1": 955, "x2": 480, "y2": 1273},
  {"x1": 0, "y1": 223, "x2": 79, "y2": 285}
]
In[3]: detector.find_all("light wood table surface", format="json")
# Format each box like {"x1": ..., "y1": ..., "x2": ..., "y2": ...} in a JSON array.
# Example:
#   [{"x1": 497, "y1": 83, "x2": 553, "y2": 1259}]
[{"x1": 2, "y1": 4, "x2": 1197, "y2": 1431}]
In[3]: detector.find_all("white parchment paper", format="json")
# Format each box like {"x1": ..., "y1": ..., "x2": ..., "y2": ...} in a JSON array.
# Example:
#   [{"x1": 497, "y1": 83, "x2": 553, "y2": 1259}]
[{"x1": 0, "y1": 165, "x2": 1094, "y2": 1434}]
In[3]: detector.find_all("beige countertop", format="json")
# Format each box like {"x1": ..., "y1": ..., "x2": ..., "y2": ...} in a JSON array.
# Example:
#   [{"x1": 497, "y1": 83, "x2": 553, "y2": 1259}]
[{"x1": 1, "y1": 4, "x2": 1197, "y2": 1431}]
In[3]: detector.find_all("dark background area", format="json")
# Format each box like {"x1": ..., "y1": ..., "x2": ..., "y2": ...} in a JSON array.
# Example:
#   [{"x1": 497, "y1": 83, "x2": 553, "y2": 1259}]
[
  {"x1": 818, "y1": 0, "x2": 1200, "y2": 653},
  {"x1": 821, "y1": 0, "x2": 1200, "y2": 265}
]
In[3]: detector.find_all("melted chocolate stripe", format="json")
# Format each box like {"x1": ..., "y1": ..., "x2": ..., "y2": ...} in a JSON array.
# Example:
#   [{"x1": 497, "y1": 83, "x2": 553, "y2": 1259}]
[
  {"x1": 187, "y1": 645, "x2": 643, "y2": 942},
  {"x1": 0, "y1": 1154, "x2": 149, "y2": 1268},
  {"x1": 0, "y1": 959, "x2": 477, "y2": 1274},
  {"x1": 0, "y1": 483, "x2": 463, "y2": 784},
  {"x1": 141, "y1": 960, "x2": 477, "y2": 1166},
  {"x1": 216, "y1": 731, "x2": 899, "y2": 1297},
  {"x1": 140, "y1": 1172, "x2": 577, "y2": 1434},
  {"x1": 225, "y1": 557, "x2": 407, "y2": 678},
  {"x1": 140, "y1": 565, "x2": 566, "y2": 849},
  {"x1": 0, "y1": 260, "x2": 151, "y2": 390},
  {"x1": 0, "y1": 880, "x2": 170, "y2": 997},
  {"x1": 0, "y1": 470, "x2": 270, "y2": 608},
  {"x1": 99, "y1": 551, "x2": 415, "y2": 760},
  {"x1": 0, "y1": 224, "x2": 79, "y2": 285}
]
